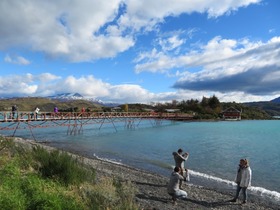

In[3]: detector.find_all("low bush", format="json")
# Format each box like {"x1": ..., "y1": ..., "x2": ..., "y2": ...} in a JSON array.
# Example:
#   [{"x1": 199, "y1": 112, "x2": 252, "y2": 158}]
[
  {"x1": 82, "y1": 177, "x2": 138, "y2": 210},
  {"x1": 31, "y1": 146, "x2": 94, "y2": 186}
]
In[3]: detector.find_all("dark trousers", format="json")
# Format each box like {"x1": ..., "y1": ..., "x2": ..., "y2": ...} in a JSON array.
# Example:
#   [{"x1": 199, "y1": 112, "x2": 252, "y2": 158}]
[{"x1": 234, "y1": 184, "x2": 247, "y2": 202}]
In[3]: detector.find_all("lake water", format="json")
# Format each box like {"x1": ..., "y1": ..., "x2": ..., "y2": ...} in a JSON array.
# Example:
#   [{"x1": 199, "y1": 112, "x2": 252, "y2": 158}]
[{"x1": 2, "y1": 119, "x2": 280, "y2": 204}]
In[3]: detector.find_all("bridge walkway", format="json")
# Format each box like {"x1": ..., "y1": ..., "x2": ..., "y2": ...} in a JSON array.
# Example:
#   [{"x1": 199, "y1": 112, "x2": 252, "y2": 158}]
[{"x1": 0, "y1": 111, "x2": 193, "y2": 139}]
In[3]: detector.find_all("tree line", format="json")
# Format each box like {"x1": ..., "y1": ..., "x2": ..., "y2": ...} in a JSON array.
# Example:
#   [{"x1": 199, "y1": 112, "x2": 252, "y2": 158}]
[{"x1": 127, "y1": 95, "x2": 271, "y2": 120}]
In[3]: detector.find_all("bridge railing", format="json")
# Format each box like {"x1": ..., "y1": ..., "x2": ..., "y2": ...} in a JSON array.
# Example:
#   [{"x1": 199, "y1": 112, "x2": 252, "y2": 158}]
[{"x1": 0, "y1": 111, "x2": 193, "y2": 122}]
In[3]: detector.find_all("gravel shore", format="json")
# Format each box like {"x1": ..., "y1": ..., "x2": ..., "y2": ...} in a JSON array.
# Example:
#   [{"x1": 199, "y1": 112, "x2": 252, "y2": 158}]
[{"x1": 15, "y1": 138, "x2": 280, "y2": 210}]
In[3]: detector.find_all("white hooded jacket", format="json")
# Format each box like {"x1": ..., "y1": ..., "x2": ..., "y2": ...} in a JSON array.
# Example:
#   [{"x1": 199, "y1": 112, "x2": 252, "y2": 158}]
[{"x1": 240, "y1": 166, "x2": 252, "y2": 187}]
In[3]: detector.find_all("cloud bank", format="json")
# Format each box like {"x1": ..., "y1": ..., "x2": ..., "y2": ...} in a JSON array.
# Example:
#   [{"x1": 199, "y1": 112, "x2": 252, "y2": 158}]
[
  {"x1": 0, "y1": 0, "x2": 260, "y2": 62},
  {"x1": 2, "y1": 0, "x2": 279, "y2": 103}
]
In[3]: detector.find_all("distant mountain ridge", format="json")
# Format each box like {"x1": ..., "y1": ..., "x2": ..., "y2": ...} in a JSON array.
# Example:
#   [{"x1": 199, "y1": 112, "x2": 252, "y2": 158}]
[
  {"x1": 48, "y1": 93, "x2": 84, "y2": 100},
  {"x1": 48, "y1": 93, "x2": 120, "y2": 107},
  {"x1": 270, "y1": 96, "x2": 280, "y2": 103},
  {"x1": 243, "y1": 96, "x2": 280, "y2": 116}
]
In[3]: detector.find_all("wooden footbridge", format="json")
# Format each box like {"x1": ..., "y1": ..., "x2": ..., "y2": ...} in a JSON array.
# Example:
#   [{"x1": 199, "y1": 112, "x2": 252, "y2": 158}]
[{"x1": 0, "y1": 111, "x2": 193, "y2": 139}]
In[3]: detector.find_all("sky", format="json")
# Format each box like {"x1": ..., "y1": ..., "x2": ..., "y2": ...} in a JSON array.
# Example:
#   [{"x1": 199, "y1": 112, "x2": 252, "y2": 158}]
[{"x1": 0, "y1": 0, "x2": 280, "y2": 104}]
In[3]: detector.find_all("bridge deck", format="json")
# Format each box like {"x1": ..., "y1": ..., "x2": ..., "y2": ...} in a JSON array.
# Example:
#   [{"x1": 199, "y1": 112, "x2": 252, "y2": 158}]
[
  {"x1": 0, "y1": 111, "x2": 193, "y2": 138},
  {"x1": 0, "y1": 111, "x2": 193, "y2": 123}
]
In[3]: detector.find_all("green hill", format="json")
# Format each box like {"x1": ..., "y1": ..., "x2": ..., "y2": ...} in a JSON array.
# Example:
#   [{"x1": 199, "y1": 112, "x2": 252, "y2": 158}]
[
  {"x1": 243, "y1": 101, "x2": 280, "y2": 117},
  {"x1": 0, "y1": 97, "x2": 103, "y2": 112}
]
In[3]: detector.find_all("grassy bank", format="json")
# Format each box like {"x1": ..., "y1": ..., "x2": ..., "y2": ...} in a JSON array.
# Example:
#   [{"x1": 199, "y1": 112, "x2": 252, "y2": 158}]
[{"x1": 0, "y1": 136, "x2": 138, "y2": 210}]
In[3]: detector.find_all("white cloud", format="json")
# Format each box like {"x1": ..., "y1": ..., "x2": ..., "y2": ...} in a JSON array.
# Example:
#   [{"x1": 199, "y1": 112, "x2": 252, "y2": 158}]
[
  {"x1": 119, "y1": 0, "x2": 261, "y2": 31},
  {"x1": 0, "y1": 73, "x2": 200, "y2": 103},
  {"x1": 158, "y1": 34, "x2": 185, "y2": 52},
  {"x1": 36, "y1": 73, "x2": 61, "y2": 82},
  {"x1": 135, "y1": 36, "x2": 280, "y2": 80},
  {"x1": 4, "y1": 54, "x2": 31, "y2": 65},
  {"x1": 0, "y1": 73, "x2": 151, "y2": 103},
  {"x1": 0, "y1": 72, "x2": 278, "y2": 103},
  {"x1": 0, "y1": 0, "x2": 260, "y2": 62},
  {"x1": 1, "y1": 0, "x2": 274, "y2": 103},
  {"x1": 171, "y1": 36, "x2": 280, "y2": 96},
  {"x1": 0, "y1": 74, "x2": 37, "y2": 95},
  {"x1": 0, "y1": 0, "x2": 133, "y2": 62},
  {"x1": 133, "y1": 35, "x2": 280, "y2": 100}
]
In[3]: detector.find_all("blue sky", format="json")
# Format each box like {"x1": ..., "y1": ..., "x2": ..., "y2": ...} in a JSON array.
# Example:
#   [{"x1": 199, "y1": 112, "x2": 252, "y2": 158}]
[{"x1": 0, "y1": 0, "x2": 280, "y2": 103}]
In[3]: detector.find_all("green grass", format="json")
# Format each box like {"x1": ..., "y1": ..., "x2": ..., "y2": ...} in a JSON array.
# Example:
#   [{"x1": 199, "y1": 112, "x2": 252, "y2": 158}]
[
  {"x1": 0, "y1": 136, "x2": 138, "y2": 210},
  {"x1": 31, "y1": 147, "x2": 93, "y2": 186}
]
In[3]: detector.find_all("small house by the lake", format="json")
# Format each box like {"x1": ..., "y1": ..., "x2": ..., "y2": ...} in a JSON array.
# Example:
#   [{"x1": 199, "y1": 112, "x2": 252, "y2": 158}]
[{"x1": 221, "y1": 107, "x2": 242, "y2": 120}]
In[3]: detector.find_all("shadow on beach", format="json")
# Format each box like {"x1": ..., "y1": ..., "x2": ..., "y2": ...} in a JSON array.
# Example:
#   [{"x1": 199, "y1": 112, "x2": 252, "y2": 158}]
[
  {"x1": 130, "y1": 180, "x2": 279, "y2": 209},
  {"x1": 185, "y1": 198, "x2": 241, "y2": 208}
]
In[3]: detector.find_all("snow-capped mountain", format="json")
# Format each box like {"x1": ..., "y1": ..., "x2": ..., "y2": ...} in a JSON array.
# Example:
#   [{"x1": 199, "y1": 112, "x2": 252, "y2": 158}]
[
  {"x1": 48, "y1": 93, "x2": 102, "y2": 103},
  {"x1": 48, "y1": 93, "x2": 120, "y2": 107},
  {"x1": 49, "y1": 93, "x2": 84, "y2": 100}
]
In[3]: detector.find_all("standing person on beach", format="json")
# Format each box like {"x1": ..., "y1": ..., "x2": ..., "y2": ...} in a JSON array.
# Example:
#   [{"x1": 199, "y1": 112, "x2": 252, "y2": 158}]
[
  {"x1": 172, "y1": 148, "x2": 189, "y2": 189},
  {"x1": 167, "y1": 166, "x2": 188, "y2": 205},
  {"x1": 230, "y1": 159, "x2": 252, "y2": 204}
]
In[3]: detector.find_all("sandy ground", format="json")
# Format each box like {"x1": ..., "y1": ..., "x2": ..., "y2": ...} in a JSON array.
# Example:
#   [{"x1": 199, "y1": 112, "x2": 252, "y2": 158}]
[{"x1": 14, "y1": 138, "x2": 280, "y2": 210}]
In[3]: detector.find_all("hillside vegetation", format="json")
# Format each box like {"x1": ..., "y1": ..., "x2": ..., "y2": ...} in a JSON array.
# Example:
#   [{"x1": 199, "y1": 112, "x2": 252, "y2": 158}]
[
  {"x1": 0, "y1": 97, "x2": 103, "y2": 112},
  {"x1": 243, "y1": 101, "x2": 280, "y2": 116},
  {"x1": 1, "y1": 95, "x2": 280, "y2": 119},
  {"x1": 127, "y1": 96, "x2": 273, "y2": 120}
]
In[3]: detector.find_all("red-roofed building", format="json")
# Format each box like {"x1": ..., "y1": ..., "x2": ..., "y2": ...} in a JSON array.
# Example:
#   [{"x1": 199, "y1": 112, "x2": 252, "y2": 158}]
[{"x1": 221, "y1": 107, "x2": 242, "y2": 121}]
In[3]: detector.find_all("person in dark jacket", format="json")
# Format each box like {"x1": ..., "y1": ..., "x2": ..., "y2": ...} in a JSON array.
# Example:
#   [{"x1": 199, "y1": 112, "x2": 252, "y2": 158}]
[{"x1": 12, "y1": 105, "x2": 17, "y2": 119}]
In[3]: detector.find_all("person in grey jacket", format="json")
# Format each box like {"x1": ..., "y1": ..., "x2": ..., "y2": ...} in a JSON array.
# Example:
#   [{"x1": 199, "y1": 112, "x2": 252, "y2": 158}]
[
  {"x1": 230, "y1": 159, "x2": 252, "y2": 204},
  {"x1": 173, "y1": 148, "x2": 189, "y2": 189},
  {"x1": 167, "y1": 166, "x2": 188, "y2": 205}
]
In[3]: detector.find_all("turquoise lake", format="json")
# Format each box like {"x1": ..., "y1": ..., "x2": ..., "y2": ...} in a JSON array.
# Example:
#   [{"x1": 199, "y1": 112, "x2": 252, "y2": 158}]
[{"x1": 2, "y1": 119, "x2": 280, "y2": 204}]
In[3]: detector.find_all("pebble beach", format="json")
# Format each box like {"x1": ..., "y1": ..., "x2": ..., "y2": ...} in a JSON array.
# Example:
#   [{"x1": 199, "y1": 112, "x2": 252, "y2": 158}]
[{"x1": 15, "y1": 138, "x2": 280, "y2": 210}]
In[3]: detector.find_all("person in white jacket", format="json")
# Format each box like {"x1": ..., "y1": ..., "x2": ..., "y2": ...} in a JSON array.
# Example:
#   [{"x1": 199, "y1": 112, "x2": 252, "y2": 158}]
[{"x1": 230, "y1": 159, "x2": 252, "y2": 204}]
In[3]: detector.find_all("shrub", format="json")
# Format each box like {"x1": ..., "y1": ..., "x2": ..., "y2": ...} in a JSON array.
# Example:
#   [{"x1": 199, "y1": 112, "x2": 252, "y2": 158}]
[
  {"x1": 84, "y1": 177, "x2": 138, "y2": 210},
  {"x1": 31, "y1": 146, "x2": 95, "y2": 186}
]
